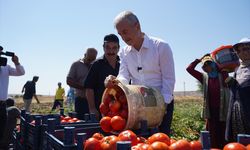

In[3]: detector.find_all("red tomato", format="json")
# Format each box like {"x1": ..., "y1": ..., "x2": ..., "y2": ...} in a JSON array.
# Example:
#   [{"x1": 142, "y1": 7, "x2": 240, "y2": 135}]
[
  {"x1": 170, "y1": 139, "x2": 176, "y2": 145},
  {"x1": 190, "y1": 141, "x2": 202, "y2": 150},
  {"x1": 118, "y1": 130, "x2": 138, "y2": 146},
  {"x1": 150, "y1": 141, "x2": 170, "y2": 150},
  {"x1": 68, "y1": 119, "x2": 75, "y2": 123},
  {"x1": 61, "y1": 119, "x2": 67, "y2": 124},
  {"x1": 100, "y1": 135, "x2": 120, "y2": 150},
  {"x1": 103, "y1": 95, "x2": 112, "y2": 105},
  {"x1": 107, "y1": 111, "x2": 119, "y2": 118},
  {"x1": 135, "y1": 143, "x2": 153, "y2": 150},
  {"x1": 72, "y1": 117, "x2": 78, "y2": 122},
  {"x1": 64, "y1": 116, "x2": 71, "y2": 121},
  {"x1": 60, "y1": 115, "x2": 65, "y2": 120},
  {"x1": 119, "y1": 109, "x2": 128, "y2": 119},
  {"x1": 109, "y1": 100, "x2": 121, "y2": 112},
  {"x1": 118, "y1": 95, "x2": 127, "y2": 105},
  {"x1": 169, "y1": 139, "x2": 191, "y2": 150},
  {"x1": 92, "y1": 133, "x2": 104, "y2": 141},
  {"x1": 84, "y1": 137, "x2": 101, "y2": 150},
  {"x1": 247, "y1": 144, "x2": 250, "y2": 150},
  {"x1": 223, "y1": 142, "x2": 246, "y2": 150},
  {"x1": 111, "y1": 115, "x2": 126, "y2": 131},
  {"x1": 100, "y1": 116, "x2": 112, "y2": 132},
  {"x1": 99, "y1": 103, "x2": 109, "y2": 115},
  {"x1": 147, "y1": 133, "x2": 171, "y2": 146}
]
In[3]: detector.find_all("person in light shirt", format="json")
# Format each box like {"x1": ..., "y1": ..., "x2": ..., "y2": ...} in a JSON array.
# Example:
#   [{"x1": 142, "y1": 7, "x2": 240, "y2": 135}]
[
  {"x1": 105, "y1": 11, "x2": 175, "y2": 135},
  {"x1": 0, "y1": 46, "x2": 25, "y2": 143}
]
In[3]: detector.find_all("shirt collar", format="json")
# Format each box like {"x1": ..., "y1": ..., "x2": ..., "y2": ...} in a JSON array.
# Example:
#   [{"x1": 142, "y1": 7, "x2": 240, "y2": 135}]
[{"x1": 128, "y1": 34, "x2": 150, "y2": 52}]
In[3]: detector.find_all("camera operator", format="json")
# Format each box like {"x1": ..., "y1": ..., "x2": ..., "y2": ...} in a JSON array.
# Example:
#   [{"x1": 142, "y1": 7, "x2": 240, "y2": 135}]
[{"x1": 0, "y1": 46, "x2": 25, "y2": 145}]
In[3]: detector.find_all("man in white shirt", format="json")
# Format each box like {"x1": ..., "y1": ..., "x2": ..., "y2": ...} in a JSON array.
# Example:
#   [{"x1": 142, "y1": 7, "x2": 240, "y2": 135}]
[
  {"x1": 0, "y1": 46, "x2": 25, "y2": 143},
  {"x1": 105, "y1": 11, "x2": 175, "y2": 135}
]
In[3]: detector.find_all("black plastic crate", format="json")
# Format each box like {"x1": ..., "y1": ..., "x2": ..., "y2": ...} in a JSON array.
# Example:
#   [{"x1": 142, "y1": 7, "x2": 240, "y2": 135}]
[{"x1": 46, "y1": 126, "x2": 103, "y2": 150}]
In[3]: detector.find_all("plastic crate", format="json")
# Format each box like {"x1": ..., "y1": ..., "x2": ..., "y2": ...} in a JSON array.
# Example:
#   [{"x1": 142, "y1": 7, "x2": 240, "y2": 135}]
[{"x1": 46, "y1": 126, "x2": 103, "y2": 150}]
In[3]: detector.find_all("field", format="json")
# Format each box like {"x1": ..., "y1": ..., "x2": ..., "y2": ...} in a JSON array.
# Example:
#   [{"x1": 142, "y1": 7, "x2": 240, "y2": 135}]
[{"x1": 14, "y1": 94, "x2": 205, "y2": 141}]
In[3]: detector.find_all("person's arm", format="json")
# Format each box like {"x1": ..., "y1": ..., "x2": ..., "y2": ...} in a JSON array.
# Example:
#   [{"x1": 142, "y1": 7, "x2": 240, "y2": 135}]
[
  {"x1": 159, "y1": 43, "x2": 175, "y2": 104},
  {"x1": 186, "y1": 59, "x2": 203, "y2": 83},
  {"x1": 66, "y1": 63, "x2": 85, "y2": 90},
  {"x1": 34, "y1": 94, "x2": 40, "y2": 104},
  {"x1": 85, "y1": 88, "x2": 99, "y2": 119},
  {"x1": 9, "y1": 55, "x2": 25, "y2": 76},
  {"x1": 116, "y1": 49, "x2": 130, "y2": 84}
]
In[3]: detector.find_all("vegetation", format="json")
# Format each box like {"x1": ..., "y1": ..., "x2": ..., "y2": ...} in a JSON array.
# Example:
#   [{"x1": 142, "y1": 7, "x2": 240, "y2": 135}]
[{"x1": 170, "y1": 97, "x2": 205, "y2": 141}]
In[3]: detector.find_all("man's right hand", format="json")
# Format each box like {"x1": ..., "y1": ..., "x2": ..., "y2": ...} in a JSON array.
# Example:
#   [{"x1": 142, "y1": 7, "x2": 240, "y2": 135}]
[{"x1": 104, "y1": 75, "x2": 119, "y2": 88}]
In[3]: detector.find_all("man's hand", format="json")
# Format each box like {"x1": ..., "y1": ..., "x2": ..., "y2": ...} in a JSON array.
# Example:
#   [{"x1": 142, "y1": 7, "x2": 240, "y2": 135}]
[
  {"x1": 12, "y1": 55, "x2": 20, "y2": 65},
  {"x1": 104, "y1": 75, "x2": 120, "y2": 88}
]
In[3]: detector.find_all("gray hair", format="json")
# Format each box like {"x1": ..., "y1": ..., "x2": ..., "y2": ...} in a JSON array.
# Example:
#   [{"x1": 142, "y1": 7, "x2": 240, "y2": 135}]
[{"x1": 114, "y1": 11, "x2": 140, "y2": 27}]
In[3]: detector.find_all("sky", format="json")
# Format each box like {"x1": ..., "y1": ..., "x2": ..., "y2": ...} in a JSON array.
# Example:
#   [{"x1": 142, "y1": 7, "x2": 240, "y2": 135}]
[{"x1": 1, "y1": 0, "x2": 250, "y2": 96}]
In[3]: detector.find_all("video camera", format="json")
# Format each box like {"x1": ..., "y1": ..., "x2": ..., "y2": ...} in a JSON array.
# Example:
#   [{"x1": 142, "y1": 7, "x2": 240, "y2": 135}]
[{"x1": 0, "y1": 46, "x2": 15, "y2": 66}]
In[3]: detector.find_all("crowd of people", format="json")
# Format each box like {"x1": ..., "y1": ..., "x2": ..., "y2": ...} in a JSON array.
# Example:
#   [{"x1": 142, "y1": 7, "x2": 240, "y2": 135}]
[{"x1": 0, "y1": 10, "x2": 249, "y2": 149}]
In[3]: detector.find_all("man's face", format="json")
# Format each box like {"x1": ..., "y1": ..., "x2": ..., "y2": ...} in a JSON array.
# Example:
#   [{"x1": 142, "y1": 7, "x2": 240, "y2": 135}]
[
  {"x1": 86, "y1": 50, "x2": 97, "y2": 63},
  {"x1": 103, "y1": 42, "x2": 119, "y2": 57},
  {"x1": 116, "y1": 20, "x2": 140, "y2": 47},
  {"x1": 235, "y1": 43, "x2": 250, "y2": 61}
]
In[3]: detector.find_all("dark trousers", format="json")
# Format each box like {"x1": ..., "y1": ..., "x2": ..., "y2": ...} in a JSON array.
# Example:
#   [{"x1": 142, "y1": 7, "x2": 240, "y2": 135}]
[
  {"x1": 74, "y1": 97, "x2": 89, "y2": 120},
  {"x1": 159, "y1": 99, "x2": 174, "y2": 135},
  {"x1": 0, "y1": 102, "x2": 7, "y2": 142},
  {"x1": 51, "y1": 99, "x2": 63, "y2": 110}
]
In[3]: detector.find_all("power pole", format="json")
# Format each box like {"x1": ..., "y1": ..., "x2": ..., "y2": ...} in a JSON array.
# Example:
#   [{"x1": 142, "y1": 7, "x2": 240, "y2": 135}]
[{"x1": 183, "y1": 81, "x2": 186, "y2": 96}]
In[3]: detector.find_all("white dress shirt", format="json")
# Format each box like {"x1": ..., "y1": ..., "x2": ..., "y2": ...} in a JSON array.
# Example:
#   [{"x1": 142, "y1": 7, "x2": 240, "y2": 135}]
[
  {"x1": 0, "y1": 64, "x2": 25, "y2": 100},
  {"x1": 117, "y1": 35, "x2": 175, "y2": 104}
]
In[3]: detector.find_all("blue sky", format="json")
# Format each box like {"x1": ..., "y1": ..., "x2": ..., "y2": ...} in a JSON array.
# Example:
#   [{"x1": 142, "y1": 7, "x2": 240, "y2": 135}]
[{"x1": 1, "y1": 0, "x2": 250, "y2": 95}]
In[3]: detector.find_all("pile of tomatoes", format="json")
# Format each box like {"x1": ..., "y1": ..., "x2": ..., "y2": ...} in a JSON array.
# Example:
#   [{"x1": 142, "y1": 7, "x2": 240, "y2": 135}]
[
  {"x1": 99, "y1": 87, "x2": 128, "y2": 132},
  {"x1": 60, "y1": 115, "x2": 81, "y2": 124},
  {"x1": 84, "y1": 130, "x2": 205, "y2": 150}
]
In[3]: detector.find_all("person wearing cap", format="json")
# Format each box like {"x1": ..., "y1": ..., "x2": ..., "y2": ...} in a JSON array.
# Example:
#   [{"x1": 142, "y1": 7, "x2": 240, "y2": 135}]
[
  {"x1": 105, "y1": 11, "x2": 175, "y2": 135},
  {"x1": 51, "y1": 82, "x2": 65, "y2": 111},
  {"x1": 84, "y1": 34, "x2": 120, "y2": 120},
  {"x1": 21, "y1": 76, "x2": 40, "y2": 112},
  {"x1": 225, "y1": 37, "x2": 250, "y2": 142},
  {"x1": 186, "y1": 53, "x2": 229, "y2": 149},
  {"x1": 0, "y1": 47, "x2": 24, "y2": 143},
  {"x1": 66, "y1": 48, "x2": 97, "y2": 120}
]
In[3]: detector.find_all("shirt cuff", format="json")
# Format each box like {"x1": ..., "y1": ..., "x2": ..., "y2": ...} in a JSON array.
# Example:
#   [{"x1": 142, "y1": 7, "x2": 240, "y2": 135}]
[{"x1": 162, "y1": 93, "x2": 173, "y2": 104}]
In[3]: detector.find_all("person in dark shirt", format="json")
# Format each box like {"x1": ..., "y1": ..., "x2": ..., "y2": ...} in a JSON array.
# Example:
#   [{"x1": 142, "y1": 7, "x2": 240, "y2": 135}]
[
  {"x1": 0, "y1": 98, "x2": 20, "y2": 150},
  {"x1": 21, "y1": 76, "x2": 40, "y2": 112},
  {"x1": 84, "y1": 34, "x2": 120, "y2": 120}
]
